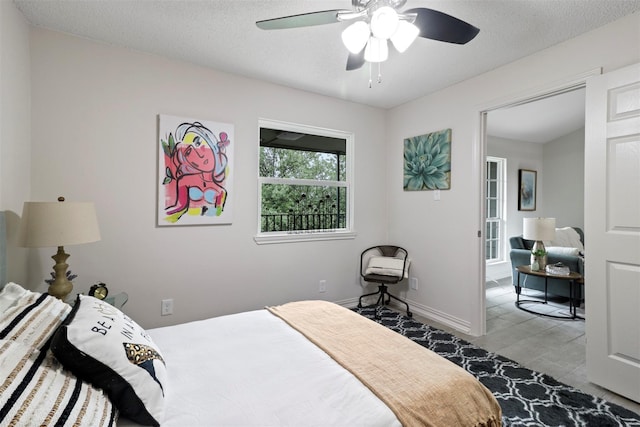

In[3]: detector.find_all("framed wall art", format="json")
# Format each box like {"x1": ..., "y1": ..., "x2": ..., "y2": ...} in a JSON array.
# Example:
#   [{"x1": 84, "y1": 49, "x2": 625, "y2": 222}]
[
  {"x1": 157, "y1": 114, "x2": 234, "y2": 226},
  {"x1": 518, "y1": 169, "x2": 537, "y2": 211},
  {"x1": 403, "y1": 128, "x2": 451, "y2": 191}
]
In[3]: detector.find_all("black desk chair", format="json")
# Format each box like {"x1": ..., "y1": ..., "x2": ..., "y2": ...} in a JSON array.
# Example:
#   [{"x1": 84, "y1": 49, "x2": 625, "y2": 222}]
[{"x1": 358, "y1": 245, "x2": 412, "y2": 318}]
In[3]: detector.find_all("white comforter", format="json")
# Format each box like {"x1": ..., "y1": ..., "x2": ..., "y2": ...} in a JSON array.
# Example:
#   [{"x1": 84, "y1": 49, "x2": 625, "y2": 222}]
[{"x1": 118, "y1": 309, "x2": 401, "y2": 427}]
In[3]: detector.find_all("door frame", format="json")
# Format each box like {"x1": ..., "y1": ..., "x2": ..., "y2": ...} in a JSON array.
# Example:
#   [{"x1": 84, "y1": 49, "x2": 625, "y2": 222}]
[{"x1": 472, "y1": 68, "x2": 601, "y2": 336}]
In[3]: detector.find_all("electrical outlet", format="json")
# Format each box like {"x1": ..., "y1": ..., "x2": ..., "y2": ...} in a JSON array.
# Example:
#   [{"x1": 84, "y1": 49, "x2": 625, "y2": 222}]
[
  {"x1": 410, "y1": 277, "x2": 418, "y2": 290},
  {"x1": 161, "y1": 299, "x2": 173, "y2": 316},
  {"x1": 319, "y1": 280, "x2": 326, "y2": 293}
]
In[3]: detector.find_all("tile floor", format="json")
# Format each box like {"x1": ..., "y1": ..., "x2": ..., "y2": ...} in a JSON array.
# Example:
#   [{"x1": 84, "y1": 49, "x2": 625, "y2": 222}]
[{"x1": 412, "y1": 277, "x2": 640, "y2": 415}]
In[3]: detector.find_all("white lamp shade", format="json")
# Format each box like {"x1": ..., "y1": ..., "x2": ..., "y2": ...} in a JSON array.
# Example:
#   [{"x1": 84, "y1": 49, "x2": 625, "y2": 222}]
[
  {"x1": 364, "y1": 36, "x2": 389, "y2": 63},
  {"x1": 341, "y1": 21, "x2": 370, "y2": 54},
  {"x1": 391, "y1": 20, "x2": 419, "y2": 53},
  {"x1": 370, "y1": 6, "x2": 399, "y2": 39},
  {"x1": 523, "y1": 217, "x2": 556, "y2": 241},
  {"x1": 19, "y1": 201, "x2": 101, "y2": 248}
]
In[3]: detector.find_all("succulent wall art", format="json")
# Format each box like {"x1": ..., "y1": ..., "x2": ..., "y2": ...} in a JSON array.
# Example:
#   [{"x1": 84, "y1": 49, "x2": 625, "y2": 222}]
[{"x1": 403, "y1": 128, "x2": 451, "y2": 191}]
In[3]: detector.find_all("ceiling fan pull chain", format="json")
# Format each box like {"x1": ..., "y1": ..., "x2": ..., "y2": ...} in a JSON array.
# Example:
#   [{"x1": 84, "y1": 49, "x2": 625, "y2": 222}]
[
  {"x1": 368, "y1": 62, "x2": 373, "y2": 88},
  {"x1": 378, "y1": 62, "x2": 383, "y2": 84}
]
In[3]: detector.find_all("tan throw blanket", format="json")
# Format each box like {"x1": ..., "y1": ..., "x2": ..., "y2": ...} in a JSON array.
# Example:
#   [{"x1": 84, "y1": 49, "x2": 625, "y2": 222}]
[{"x1": 268, "y1": 301, "x2": 502, "y2": 427}]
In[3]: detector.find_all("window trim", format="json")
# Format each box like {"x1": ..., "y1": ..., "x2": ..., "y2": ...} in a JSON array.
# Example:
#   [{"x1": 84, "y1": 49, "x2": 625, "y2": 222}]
[
  {"x1": 485, "y1": 156, "x2": 506, "y2": 263},
  {"x1": 254, "y1": 119, "x2": 355, "y2": 245}
]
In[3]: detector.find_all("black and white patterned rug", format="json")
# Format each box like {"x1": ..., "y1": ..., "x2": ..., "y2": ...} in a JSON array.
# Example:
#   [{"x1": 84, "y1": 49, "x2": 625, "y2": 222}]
[{"x1": 354, "y1": 306, "x2": 640, "y2": 427}]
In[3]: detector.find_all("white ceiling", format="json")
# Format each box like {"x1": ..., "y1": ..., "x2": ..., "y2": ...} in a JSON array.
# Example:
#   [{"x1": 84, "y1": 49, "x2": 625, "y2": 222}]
[
  {"x1": 13, "y1": 0, "x2": 638, "y2": 142},
  {"x1": 487, "y1": 87, "x2": 586, "y2": 143}
]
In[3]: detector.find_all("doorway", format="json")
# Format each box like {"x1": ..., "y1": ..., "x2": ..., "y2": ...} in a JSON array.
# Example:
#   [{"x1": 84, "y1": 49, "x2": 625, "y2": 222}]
[
  {"x1": 473, "y1": 71, "x2": 599, "y2": 337},
  {"x1": 484, "y1": 87, "x2": 587, "y2": 295}
]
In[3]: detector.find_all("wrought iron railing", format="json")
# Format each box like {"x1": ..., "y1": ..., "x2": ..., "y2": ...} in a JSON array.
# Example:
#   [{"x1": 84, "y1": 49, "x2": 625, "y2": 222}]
[
  {"x1": 261, "y1": 212, "x2": 346, "y2": 232},
  {"x1": 261, "y1": 192, "x2": 346, "y2": 232}
]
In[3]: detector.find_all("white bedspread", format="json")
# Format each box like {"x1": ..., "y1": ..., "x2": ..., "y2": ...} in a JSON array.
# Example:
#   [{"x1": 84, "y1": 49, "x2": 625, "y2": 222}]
[{"x1": 118, "y1": 309, "x2": 401, "y2": 427}]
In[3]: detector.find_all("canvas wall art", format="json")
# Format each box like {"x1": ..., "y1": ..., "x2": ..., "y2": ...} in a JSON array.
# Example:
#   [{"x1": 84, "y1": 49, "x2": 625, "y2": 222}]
[
  {"x1": 403, "y1": 128, "x2": 452, "y2": 191},
  {"x1": 157, "y1": 114, "x2": 234, "y2": 226},
  {"x1": 518, "y1": 169, "x2": 537, "y2": 211}
]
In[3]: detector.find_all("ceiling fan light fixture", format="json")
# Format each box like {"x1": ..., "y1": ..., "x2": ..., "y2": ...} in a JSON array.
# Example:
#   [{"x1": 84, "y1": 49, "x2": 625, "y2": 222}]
[
  {"x1": 341, "y1": 21, "x2": 370, "y2": 54},
  {"x1": 390, "y1": 20, "x2": 419, "y2": 52},
  {"x1": 364, "y1": 36, "x2": 388, "y2": 63},
  {"x1": 370, "y1": 6, "x2": 399, "y2": 40}
]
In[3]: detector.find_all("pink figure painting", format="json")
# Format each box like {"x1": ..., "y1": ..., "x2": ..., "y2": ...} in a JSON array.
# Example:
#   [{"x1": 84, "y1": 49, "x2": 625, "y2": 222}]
[{"x1": 161, "y1": 121, "x2": 230, "y2": 223}]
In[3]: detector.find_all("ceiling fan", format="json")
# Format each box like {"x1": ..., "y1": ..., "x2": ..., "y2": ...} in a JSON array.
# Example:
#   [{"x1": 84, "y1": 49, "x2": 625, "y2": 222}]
[{"x1": 256, "y1": 0, "x2": 480, "y2": 72}]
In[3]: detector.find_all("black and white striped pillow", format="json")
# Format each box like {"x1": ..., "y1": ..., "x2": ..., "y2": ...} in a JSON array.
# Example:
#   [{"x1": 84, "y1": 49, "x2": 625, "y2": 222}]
[{"x1": 0, "y1": 283, "x2": 117, "y2": 427}]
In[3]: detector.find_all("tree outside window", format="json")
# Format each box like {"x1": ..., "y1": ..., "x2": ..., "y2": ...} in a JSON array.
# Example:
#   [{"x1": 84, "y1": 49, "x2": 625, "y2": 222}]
[{"x1": 257, "y1": 121, "x2": 353, "y2": 242}]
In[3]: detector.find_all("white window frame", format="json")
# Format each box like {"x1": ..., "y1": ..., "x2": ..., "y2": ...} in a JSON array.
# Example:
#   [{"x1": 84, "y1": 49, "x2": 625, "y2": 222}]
[
  {"x1": 254, "y1": 119, "x2": 355, "y2": 245},
  {"x1": 486, "y1": 156, "x2": 506, "y2": 263}
]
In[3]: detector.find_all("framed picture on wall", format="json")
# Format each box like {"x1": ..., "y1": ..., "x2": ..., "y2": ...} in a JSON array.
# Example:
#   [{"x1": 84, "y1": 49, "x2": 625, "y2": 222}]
[
  {"x1": 518, "y1": 169, "x2": 537, "y2": 211},
  {"x1": 157, "y1": 114, "x2": 234, "y2": 226}
]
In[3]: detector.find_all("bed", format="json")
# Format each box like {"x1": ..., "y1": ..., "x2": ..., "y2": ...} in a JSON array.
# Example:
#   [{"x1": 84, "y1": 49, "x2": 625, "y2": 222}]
[{"x1": 0, "y1": 282, "x2": 501, "y2": 427}]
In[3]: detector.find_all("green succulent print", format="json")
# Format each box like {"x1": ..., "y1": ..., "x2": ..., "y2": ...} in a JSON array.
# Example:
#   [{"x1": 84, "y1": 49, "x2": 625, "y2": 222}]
[{"x1": 403, "y1": 129, "x2": 451, "y2": 191}]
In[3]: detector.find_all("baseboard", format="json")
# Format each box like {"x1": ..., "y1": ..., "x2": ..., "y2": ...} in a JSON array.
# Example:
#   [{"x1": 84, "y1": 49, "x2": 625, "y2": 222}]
[
  {"x1": 335, "y1": 295, "x2": 471, "y2": 335},
  {"x1": 400, "y1": 299, "x2": 472, "y2": 334},
  {"x1": 334, "y1": 297, "x2": 360, "y2": 308},
  {"x1": 486, "y1": 261, "x2": 512, "y2": 282}
]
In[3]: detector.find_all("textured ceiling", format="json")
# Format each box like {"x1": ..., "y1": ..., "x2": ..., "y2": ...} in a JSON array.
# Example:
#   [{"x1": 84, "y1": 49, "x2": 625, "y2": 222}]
[
  {"x1": 14, "y1": 0, "x2": 640, "y2": 110},
  {"x1": 487, "y1": 87, "x2": 586, "y2": 144}
]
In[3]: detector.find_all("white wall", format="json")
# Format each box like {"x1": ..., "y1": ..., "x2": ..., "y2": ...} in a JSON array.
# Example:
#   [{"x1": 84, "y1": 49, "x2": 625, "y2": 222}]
[
  {"x1": 487, "y1": 136, "x2": 544, "y2": 251},
  {"x1": 28, "y1": 29, "x2": 388, "y2": 328},
  {"x1": 486, "y1": 136, "x2": 544, "y2": 281},
  {"x1": 542, "y1": 128, "x2": 585, "y2": 229},
  {"x1": 386, "y1": 13, "x2": 640, "y2": 335},
  {"x1": 0, "y1": 0, "x2": 31, "y2": 284}
]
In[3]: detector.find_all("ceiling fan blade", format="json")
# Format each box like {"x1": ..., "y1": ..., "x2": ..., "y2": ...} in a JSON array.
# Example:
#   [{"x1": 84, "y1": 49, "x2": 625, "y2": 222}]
[
  {"x1": 405, "y1": 8, "x2": 480, "y2": 44},
  {"x1": 346, "y1": 49, "x2": 365, "y2": 71},
  {"x1": 256, "y1": 10, "x2": 349, "y2": 30}
]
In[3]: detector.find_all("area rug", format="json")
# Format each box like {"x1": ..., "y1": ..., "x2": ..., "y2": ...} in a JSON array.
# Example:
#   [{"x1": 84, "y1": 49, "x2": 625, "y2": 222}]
[{"x1": 354, "y1": 306, "x2": 640, "y2": 427}]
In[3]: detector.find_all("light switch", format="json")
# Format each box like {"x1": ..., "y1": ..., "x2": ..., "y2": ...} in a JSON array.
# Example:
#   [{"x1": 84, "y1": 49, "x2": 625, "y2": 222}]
[{"x1": 434, "y1": 190, "x2": 441, "y2": 201}]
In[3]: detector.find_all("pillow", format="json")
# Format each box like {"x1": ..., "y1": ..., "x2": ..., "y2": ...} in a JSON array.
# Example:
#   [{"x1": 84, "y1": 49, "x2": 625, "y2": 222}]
[
  {"x1": 51, "y1": 295, "x2": 167, "y2": 426},
  {"x1": 545, "y1": 227, "x2": 584, "y2": 251},
  {"x1": 0, "y1": 282, "x2": 71, "y2": 349},
  {"x1": 0, "y1": 339, "x2": 116, "y2": 426},
  {"x1": 546, "y1": 246, "x2": 581, "y2": 257},
  {"x1": 0, "y1": 282, "x2": 28, "y2": 314},
  {"x1": 365, "y1": 256, "x2": 410, "y2": 278},
  {"x1": 0, "y1": 284, "x2": 115, "y2": 425}
]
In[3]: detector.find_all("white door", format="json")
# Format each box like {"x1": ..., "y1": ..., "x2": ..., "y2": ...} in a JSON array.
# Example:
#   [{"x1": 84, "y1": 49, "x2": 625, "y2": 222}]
[{"x1": 585, "y1": 62, "x2": 640, "y2": 402}]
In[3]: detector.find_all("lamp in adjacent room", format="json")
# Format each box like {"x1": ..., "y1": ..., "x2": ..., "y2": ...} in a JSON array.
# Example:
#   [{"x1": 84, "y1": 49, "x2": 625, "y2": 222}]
[
  {"x1": 523, "y1": 217, "x2": 556, "y2": 271},
  {"x1": 19, "y1": 197, "x2": 101, "y2": 300}
]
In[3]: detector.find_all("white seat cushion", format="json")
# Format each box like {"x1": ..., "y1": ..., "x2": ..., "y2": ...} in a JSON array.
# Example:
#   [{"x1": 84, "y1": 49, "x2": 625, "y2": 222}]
[{"x1": 365, "y1": 256, "x2": 410, "y2": 278}]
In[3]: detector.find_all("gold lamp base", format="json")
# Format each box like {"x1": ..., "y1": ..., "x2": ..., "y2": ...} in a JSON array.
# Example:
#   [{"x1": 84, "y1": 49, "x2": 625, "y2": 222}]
[{"x1": 48, "y1": 245, "x2": 73, "y2": 300}]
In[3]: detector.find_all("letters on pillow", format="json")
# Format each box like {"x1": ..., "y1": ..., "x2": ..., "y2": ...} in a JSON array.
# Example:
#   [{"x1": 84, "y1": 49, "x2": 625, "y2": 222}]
[
  {"x1": 51, "y1": 295, "x2": 167, "y2": 426},
  {"x1": 365, "y1": 256, "x2": 410, "y2": 278}
]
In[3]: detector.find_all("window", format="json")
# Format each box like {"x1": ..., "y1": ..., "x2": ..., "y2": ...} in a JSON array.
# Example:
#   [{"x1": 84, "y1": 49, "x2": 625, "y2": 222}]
[
  {"x1": 255, "y1": 119, "x2": 355, "y2": 244},
  {"x1": 486, "y1": 157, "x2": 506, "y2": 262}
]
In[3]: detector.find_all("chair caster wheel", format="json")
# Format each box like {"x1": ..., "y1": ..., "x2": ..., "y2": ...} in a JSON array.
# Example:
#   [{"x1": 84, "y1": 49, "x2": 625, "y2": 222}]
[{"x1": 407, "y1": 312, "x2": 413, "y2": 318}]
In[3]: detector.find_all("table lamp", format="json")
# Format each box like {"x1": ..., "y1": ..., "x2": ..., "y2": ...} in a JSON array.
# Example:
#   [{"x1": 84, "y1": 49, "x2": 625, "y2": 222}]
[
  {"x1": 19, "y1": 197, "x2": 100, "y2": 300},
  {"x1": 523, "y1": 217, "x2": 556, "y2": 270}
]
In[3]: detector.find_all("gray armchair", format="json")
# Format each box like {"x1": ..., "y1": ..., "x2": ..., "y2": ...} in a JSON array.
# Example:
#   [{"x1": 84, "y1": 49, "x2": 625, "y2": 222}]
[{"x1": 509, "y1": 227, "x2": 584, "y2": 299}]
